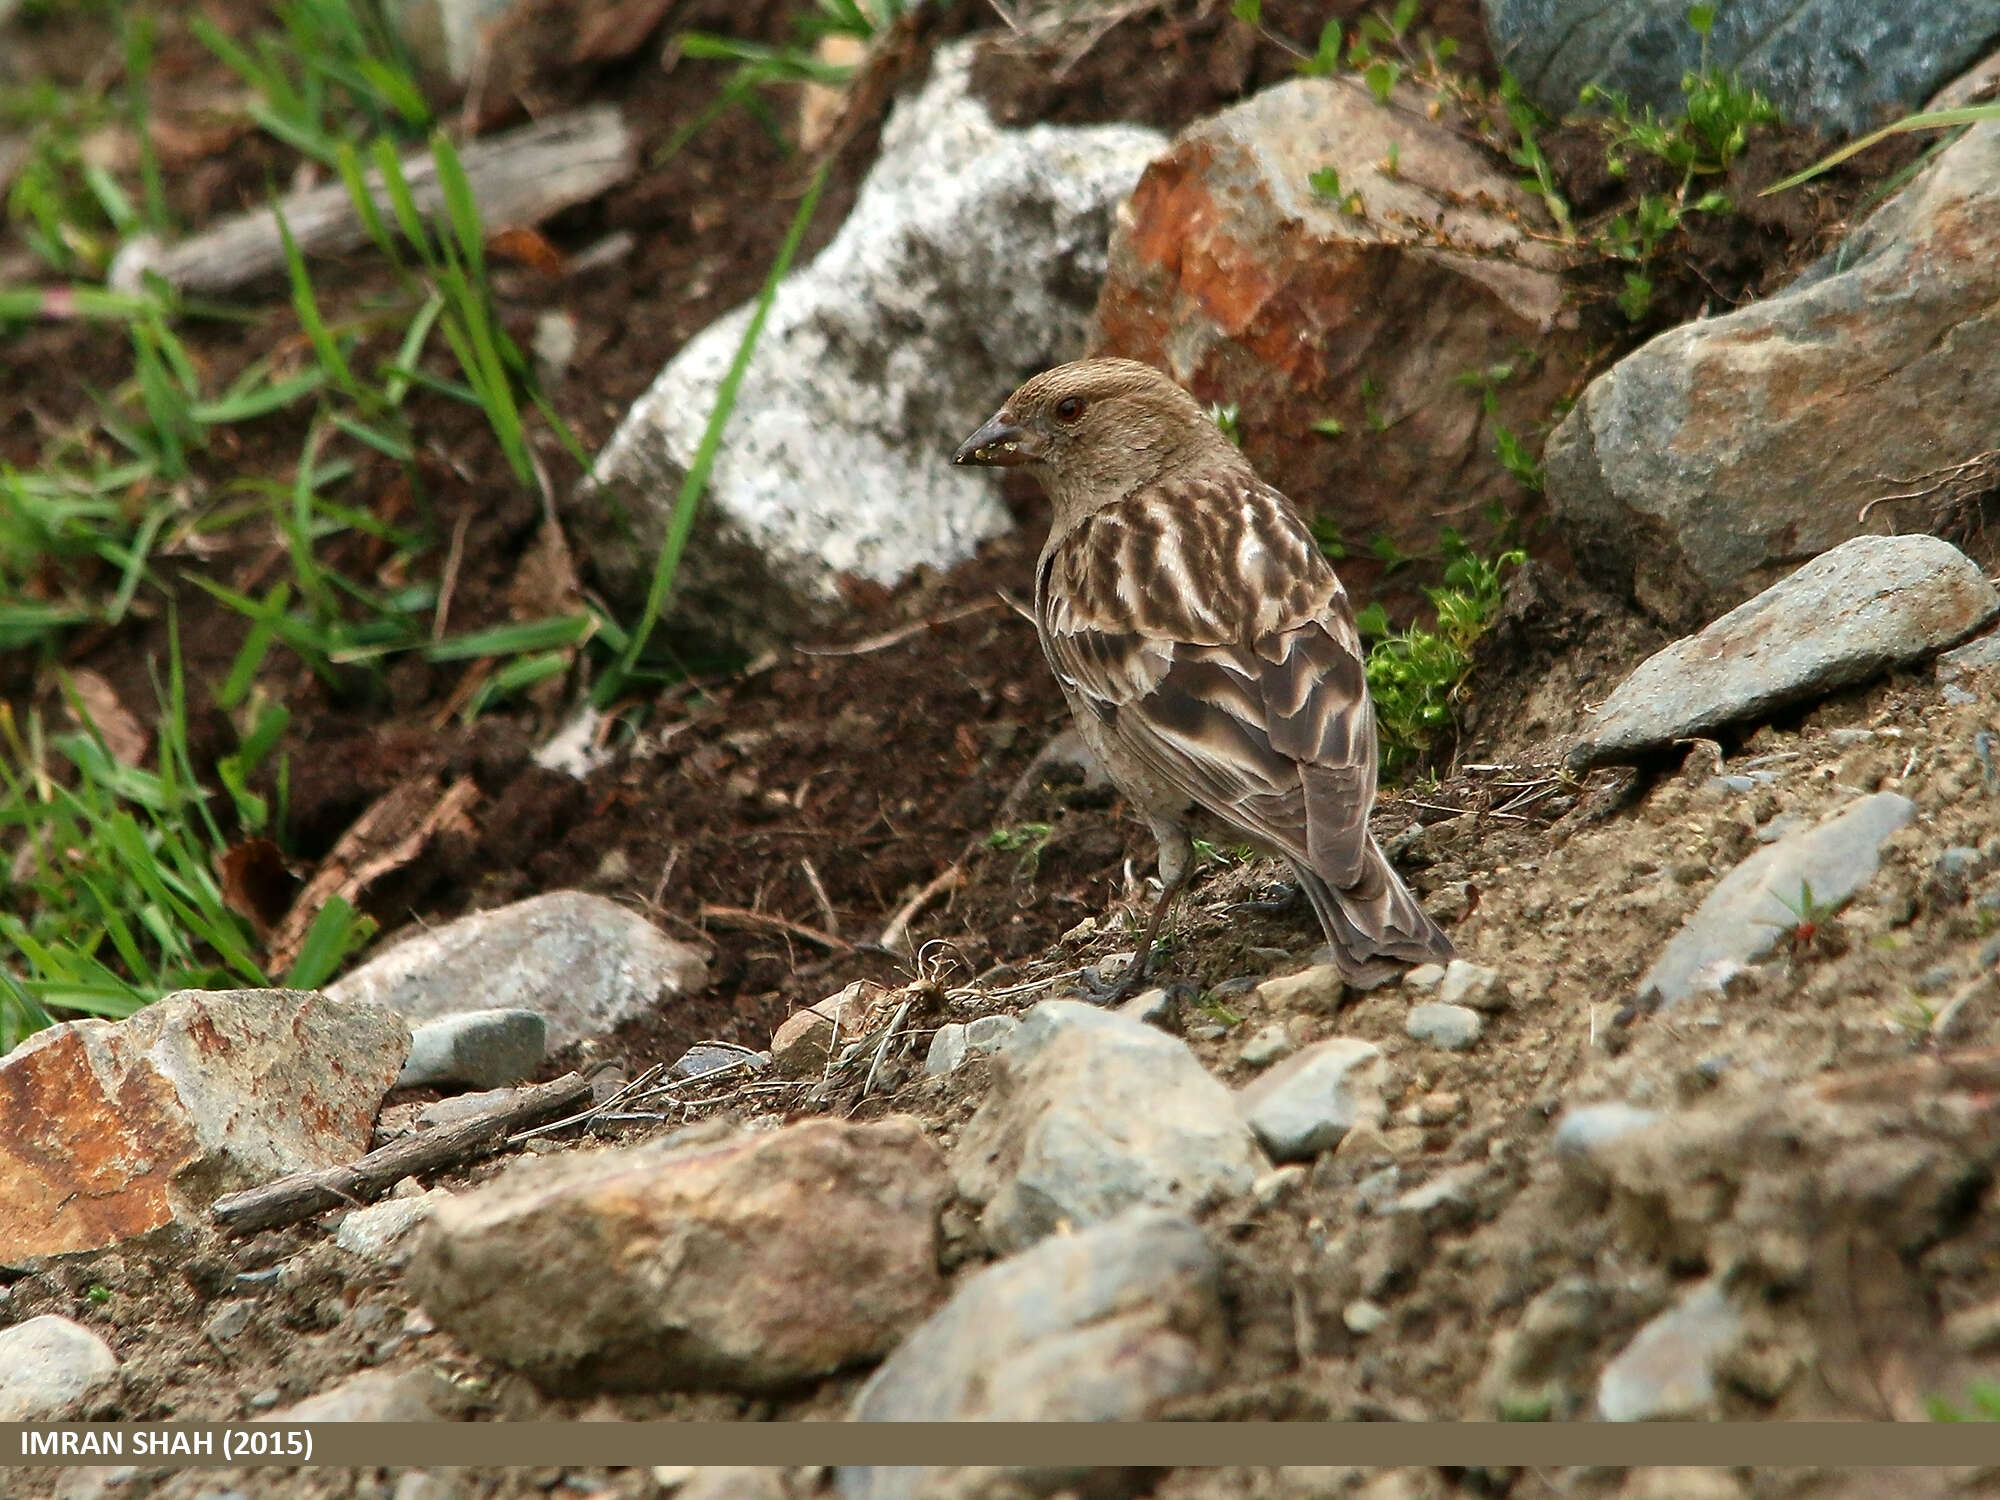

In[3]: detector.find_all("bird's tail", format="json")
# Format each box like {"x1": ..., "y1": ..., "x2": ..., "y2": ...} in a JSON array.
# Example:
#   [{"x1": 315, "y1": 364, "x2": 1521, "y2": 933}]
[{"x1": 1292, "y1": 836, "x2": 1454, "y2": 988}]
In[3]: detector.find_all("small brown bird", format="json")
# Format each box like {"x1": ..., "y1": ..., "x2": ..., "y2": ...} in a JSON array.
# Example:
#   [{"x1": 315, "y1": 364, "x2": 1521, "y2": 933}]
[{"x1": 953, "y1": 357, "x2": 1454, "y2": 992}]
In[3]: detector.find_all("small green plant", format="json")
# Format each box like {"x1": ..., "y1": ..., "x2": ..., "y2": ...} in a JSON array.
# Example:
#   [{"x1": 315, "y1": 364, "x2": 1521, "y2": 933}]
[
  {"x1": 1308, "y1": 165, "x2": 1366, "y2": 217},
  {"x1": 1358, "y1": 535, "x2": 1524, "y2": 764},
  {"x1": 1207, "y1": 403, "x2": 1242, "y2": 445},
  {"x1": 1756, "y1": 879, "x2": 1841, "y2": 957},
  {"x1": 986, "y1": 821, "x2": 1055, "y2": 879},
  {"x1": 1572, "y1": 7, "x2": 1778, "y2": 318},
  {"x1": 1929, "y1": 1381, "x2": 2000, "y2": 1421}
]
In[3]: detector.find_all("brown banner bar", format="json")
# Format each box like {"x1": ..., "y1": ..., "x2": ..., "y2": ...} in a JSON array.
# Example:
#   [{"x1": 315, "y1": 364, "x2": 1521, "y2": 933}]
[{"x1": 5, "y1": 1423, "x2": 2000, "y2": 1469}]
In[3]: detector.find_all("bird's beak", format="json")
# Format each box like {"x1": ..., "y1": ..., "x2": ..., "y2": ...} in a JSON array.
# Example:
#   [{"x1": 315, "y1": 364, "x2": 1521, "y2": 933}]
[{"x1": 952, "y1": 410, "x2": 1037, "y2": 467}]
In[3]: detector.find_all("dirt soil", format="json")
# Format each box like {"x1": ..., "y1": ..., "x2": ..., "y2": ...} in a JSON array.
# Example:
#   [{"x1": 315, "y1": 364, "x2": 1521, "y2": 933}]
[{"x1": 6, "y1": 0, "x2": 2000, "y2": 1495}]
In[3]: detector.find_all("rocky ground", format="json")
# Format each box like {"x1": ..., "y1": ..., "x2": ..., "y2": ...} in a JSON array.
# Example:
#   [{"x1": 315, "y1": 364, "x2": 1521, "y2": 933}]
[{"x1": 7, "y1": 0, "x2": 2000, "y2": 1497}]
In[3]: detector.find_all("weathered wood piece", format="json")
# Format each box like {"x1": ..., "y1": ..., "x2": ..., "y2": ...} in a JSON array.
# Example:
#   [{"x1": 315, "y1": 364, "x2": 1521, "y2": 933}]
[
  {"x1": 111, "y1": 106, "x2": 633, "y2": 295},
  {"x1": 209, "y1": 1071, "x2": 591, "y2": 1234}
]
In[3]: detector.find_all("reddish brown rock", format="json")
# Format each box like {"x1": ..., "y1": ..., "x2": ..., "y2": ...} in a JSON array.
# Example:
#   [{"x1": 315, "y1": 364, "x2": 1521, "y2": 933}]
[
  {"x1": 0, "y1": 989, "x2": 408, "y2": 1259},
  {"x1": 1091, "y1": 75, "x2": 1581, "y2": 606},
  {"x1": 410, "y1": 1115, "x2": 948, "y2": 1393}
]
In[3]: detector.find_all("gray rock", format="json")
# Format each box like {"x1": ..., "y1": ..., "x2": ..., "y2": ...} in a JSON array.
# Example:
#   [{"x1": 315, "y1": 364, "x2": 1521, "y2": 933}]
[
  {"x1": 1483, "y1": 0, "x2": 2000, "y2": 139},
  {"x1": 952, "y1": 1002, "x2": 1266, "y2": 1253},
  {"x1": 413, "y1": 1117, "x2": 947, "y2": 1393},
  {"x1": 1401, "y1": 963, "x2": 1446, "y2": 994},
  {"x1": 1596, "y1": 1278, "x2": 1744, "y2": 1421},
  {"x1": 674, "y1": 1473, "x2": 789, "y2": 1500},
  {"x1": 1938, "y1": 625, "x2": 2000, "y2": 684},
  {"x1": 261, "y1": 1369, "x2": 462, "y2": 1423},
  {"x1": 1239, "y1": 1022, "x2": 1295, "y2": 1068},
  {"x1": 0, "y1": 1315, "x2": 118, "y2": 1420},
  {"x1": 1547, "y1": 120, "x2": 2000, "y2": 631},
  {"x1": 333, "y1": 1190, "x2": 450, "y2": 1265},
  {"x1": 1405, "y1": 1002, "x2": 1484, "y2": 1051},
  {"x1": 842, "y1": 1210, "x2": 1221, "y2": 1499},
  {"x1": 1251, "y1": 962, "x2": 1348, "y2": 1013},
  {"x1": 1118, "y1": 986, "x2": 1182, "y2": 1032},
  {"x1": 670, "y1": 1043, "x2": 764, "y2": 1081},
  {"x1": 570, "y1": 42, "x2": 1164, "y2": 651},
  {"x1": 1636, "y1": 792, "x2": 1914, "y2": 1011},
  {"x1": 1554, "y1": 1103, "x2": 1664, "y2": 1183},
  {"x1": 1571, "y1": 535, "x2": 1997, "y2": 767},
  {"x1": 396, "y1": 1008, "x2": 546, "y2": 1090},
  {"x1": 1234, "y1": 1037, "x2": 1386, "y2": 1162},
  {"x1": 1436, "y1": 960, "x2": 1509, "y2": 1011},
  {"x1": 329, "y1": 890, "x2": 708, "y2": 1051},
  {"x1": 923, "y1": 1015, "x2": 1018, "y2": 1077}
]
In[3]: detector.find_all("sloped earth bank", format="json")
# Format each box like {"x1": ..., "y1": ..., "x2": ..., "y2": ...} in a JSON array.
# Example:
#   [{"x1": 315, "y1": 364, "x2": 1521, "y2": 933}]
[{"x1": 6, "y1": 3, "x2": 2000, "y2": 1499}]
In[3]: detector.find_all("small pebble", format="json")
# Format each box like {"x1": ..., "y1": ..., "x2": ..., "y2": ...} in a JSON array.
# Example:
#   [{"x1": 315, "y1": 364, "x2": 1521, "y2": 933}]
[
  {"x1": 1436, "y1": 960, "x2": 1509, "y2": 1012},
  {"x1": 1405, "y1": 1002, "x2": 1484, "y2": 1051},
  {"x1": 1402, "y1": 963, "x2": 1446, "y2": 993},
  {"x1": 1343, "y1": 1299, "x2": 1389, "y2": 1335},
  {"x1": 1252, "y1": 1165, "x2": 1307, "y2": 1210},
  {"x1": 1240, "y1": 1023, "x2": 1295, "y2": 1068}
]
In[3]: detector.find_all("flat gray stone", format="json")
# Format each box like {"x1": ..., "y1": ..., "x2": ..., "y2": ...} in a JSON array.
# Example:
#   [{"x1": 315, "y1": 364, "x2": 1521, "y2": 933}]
[
  {"x1": 1239, "y1": 1023, "x2": 1295, "y2": 1068},
  {"x1": 923, "y1": 1015, "x2": 1018, "y2": 1078},
  {"x1": 1234, "y1": 1037, "x2": 1386, "y2": 1162},
  {"x1": 570, "y1": 41, "x2": 1164, "y2": 651},
  {"x1": 1484, "y1": 0, "x2": 2000, "y2": 140},
  {"x1": 952, "y1": 1002, "x2": 1266, "y2": 1252},
  {"x1": 1637, "y1": 792, "x2": 1915, "y2": 1011},
  {"x1": 842, "y1": 1210, "x2": 1221, "y2": 1498},
  {"x1": 1596, "y1": 1279, "x2": 1743, "y2": 1422},
  {"x1": 1548, "y1": 120, "x2": 2000, "y2": 631},
  {"x1": 1572, "y1": 536, "x2": 1997, "y2": 767},
  {"x1": 329, "y1": 890, "x2": 708, "y2": 1051},
  {"x1": 0, "y1": 1315, "x2": 118, "y2": 1420},
  {"x1": 1437, "y1": 960, "x2": 1510, "y2": 1011},
  {"x1": 261, "y1": 1368, "x2": 461, "y2": 1423},
  {"x1": 1938, "y1": 625, "x2": 2000, "y2": 683},
  {"x1": 397, "y1": 1008, "x2": 546, "y2": 1090},
  {"x1": 1405, "y1": 1002, "x2": 1484, "y2": 1051}
]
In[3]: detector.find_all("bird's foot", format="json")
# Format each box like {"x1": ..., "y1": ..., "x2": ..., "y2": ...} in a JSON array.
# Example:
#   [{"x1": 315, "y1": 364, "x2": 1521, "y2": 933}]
[
  {"x1": 1227, "y1": 880, "x2": 1307, "y2": 919},
  {"x1": 1076, "y1": 950, "x2": 1160, "y2": 1007}
]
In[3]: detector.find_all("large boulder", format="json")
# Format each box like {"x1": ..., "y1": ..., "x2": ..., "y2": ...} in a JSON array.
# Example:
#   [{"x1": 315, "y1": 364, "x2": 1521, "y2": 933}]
[
  {"x1": 1090, "y1": 73, "x2": 1581, "y2": 605},
  {"x1": 0, "y1": 989, "x2": 407, "y2": 1258},
  {"x1": 410, "y1": 1117, "x2": 947, "y2": 1393},
  {"x1": 327, "y1": 890, "x2": 707, "y2": 1052},
  {"x1": 570, "y1": 40, "x2": 1164, "y2": 652},
  {"x1": 1547, "y1": 121, "x2": 2000, "y2": 630},
  {"x1": 1484, "y1": 0, "x2": 2000, "y2": 139}
]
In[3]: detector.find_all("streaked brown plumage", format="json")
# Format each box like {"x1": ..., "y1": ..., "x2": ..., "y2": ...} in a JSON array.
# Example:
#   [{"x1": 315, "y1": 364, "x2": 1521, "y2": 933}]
[{"x1": 954, "y1": 357, "x2": 1453, "y2": 991}]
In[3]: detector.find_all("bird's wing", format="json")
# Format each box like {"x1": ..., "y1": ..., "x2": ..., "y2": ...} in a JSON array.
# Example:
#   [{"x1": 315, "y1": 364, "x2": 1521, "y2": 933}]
[{"x1": 1036, "y1": 474, "x2": 1379, "y2": 887}]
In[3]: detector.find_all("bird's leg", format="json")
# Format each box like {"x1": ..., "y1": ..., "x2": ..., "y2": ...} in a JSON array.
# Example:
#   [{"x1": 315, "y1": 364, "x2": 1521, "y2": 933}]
[{"x1": 1080, "y1": 819, "x2": 1191, "y2": 1006}]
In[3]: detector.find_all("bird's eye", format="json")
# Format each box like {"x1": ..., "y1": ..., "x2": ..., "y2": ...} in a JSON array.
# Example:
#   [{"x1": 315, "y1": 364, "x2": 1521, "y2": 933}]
[{"x1": 1054, "y1": 396, "x2": 1085, "y2": 422}]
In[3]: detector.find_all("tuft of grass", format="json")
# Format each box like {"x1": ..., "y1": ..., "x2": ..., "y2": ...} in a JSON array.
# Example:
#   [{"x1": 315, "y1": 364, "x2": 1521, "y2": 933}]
[
  {"x1": 0, "y1": 622, "x2": 374, "y2": 1051},
  {"x1": 658, "y1": 0, "x2": 906, "y2": 163},
  {"x1": 1355, "y1": 535, "x2": 1523, "y2": 766},
  {"x1": 1929, "y1": 1381, "x2": 2000, "y2": 1422}
]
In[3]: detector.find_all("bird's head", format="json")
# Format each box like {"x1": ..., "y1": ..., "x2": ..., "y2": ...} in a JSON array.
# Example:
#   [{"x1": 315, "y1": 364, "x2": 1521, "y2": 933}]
[{"x1": 952, "y1": 358, "x2": 1241, "y2": 508}]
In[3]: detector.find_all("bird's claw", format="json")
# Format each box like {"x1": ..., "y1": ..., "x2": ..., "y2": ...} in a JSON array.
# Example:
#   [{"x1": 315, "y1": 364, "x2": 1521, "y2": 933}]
[
  {"x1": 1226, "y1": 880, "x2": 1307, "y2": 919},
  {"x1": 1076, "y1": 954, "x2": 1155, "y2": 1007}
]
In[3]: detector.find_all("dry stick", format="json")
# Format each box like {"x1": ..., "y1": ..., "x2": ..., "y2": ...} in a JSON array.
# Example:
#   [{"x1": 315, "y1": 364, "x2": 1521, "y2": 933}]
[
  {"x1": 796, "y1": 599, "x2": 1002, "y2": 657},
  {"x1": 875, "y1": 864, "x2": 965, "y2": 957},
  {"x1": 698, "y1": 902, "x2": 852, "y2": 952},
  {"x1": 210, "y1": 1072, "x2": 592, "y2": 1234},
  {"x1": 110, "y1": 106, "x2": 635, "y2": 295}
]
